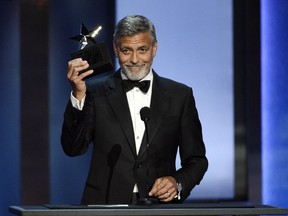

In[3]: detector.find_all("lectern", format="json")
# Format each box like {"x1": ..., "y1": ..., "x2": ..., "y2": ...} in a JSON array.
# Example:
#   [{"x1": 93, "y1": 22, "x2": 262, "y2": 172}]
[{"x1": 9, "y1": 203, "x2": 288, "y2": 216}]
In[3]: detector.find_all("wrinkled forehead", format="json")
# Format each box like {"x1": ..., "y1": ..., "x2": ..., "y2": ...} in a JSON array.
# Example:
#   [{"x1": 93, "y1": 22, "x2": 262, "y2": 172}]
[{"x1": 114, "y1": 31, "x2": 155, "y2": 47}]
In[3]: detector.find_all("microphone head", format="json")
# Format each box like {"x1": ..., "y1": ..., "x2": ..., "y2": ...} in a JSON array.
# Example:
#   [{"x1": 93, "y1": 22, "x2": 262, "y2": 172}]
[{"x1": 140, "y1": 107, "x2": 150, "y2": 122}]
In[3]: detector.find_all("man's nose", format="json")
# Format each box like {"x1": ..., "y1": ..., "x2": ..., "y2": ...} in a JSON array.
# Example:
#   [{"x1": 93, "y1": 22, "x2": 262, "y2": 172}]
[{"x1": 130, "y1": 52, "x2": 139, "y2": 64}]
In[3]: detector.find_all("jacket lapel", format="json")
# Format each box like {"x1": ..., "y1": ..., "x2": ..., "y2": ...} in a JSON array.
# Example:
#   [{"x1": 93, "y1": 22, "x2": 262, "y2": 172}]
[
  {"x1": 105, "y1": 72, "x2": 137, "y2": 157},
  {"x1": 137, "y1": 72, "x2": 170, "y2": 159}
]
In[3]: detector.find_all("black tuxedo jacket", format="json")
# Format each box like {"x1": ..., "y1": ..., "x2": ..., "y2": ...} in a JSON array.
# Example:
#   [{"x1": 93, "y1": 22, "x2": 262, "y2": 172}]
[{"x1": 61, "y1": 70, "x2": 208, "y2": 204}]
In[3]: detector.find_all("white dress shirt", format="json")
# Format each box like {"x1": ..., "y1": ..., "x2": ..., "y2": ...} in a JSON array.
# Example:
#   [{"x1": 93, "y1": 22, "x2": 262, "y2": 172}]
[{"x1": 121, "y1": 70, "x2": 153, "y2": 155}]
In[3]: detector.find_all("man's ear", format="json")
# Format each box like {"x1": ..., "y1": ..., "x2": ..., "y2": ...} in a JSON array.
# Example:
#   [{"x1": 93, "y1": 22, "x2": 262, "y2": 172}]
[
  {"x1": 152, "y1": 42, "x2": 158, "y2": 57},
  {"x1": 113, "y1": 43, "x2": 119, "y2": 58}
]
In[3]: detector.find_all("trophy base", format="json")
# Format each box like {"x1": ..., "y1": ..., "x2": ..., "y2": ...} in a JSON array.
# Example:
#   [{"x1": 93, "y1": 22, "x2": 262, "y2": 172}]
[{"x1": 70, "y1": 42, "x2": 113, "y2": 79}]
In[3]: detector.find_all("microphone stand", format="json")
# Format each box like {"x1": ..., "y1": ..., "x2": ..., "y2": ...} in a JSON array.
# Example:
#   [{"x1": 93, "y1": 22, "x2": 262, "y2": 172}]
[{"x1": 138, "y1": 107, "x2": 159, "y2": 205}]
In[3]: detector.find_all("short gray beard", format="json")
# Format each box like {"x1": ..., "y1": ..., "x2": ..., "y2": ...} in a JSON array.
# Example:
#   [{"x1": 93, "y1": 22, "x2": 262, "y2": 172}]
[{"x1": 122, "y1": 67, "x2": 150, "y2": 81}]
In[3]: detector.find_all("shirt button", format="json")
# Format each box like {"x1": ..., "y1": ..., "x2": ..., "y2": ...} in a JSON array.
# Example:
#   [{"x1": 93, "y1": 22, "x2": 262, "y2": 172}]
[{"x1": 136, "y1": 136, "x2": 139, "y2": 139}]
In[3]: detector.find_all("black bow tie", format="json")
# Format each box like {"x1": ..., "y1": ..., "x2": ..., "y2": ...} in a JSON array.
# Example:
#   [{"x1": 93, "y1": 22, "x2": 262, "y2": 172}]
[{"x1": 122, "y1": 80, "x2": 150, "y2": 93}]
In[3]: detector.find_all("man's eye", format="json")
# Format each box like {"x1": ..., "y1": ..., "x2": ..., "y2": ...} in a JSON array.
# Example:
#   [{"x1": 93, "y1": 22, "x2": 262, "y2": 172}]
[
  {"x1": 121, "y1": 49, "x2": 130, "y2": 54},
  {"x1": 139, "y1": 48, "x2": 148, "y2": 53}
]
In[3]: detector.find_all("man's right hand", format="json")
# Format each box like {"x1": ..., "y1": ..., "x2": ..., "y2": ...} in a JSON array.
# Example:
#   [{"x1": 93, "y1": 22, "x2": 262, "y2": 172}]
[{"x1": 67, "y1": 58, "x2": 93, "y2": 101}]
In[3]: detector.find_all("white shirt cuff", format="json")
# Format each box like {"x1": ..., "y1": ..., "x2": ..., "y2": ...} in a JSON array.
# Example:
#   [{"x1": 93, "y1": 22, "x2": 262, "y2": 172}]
[{"x1": 70, "y1": 91, "x2": 86, "y2": 110}]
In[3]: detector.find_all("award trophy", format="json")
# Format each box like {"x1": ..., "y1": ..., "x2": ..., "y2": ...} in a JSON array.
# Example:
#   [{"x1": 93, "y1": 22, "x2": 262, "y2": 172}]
[{"x1": 70, "y1": 23, "x2": 113, "y2": 79}]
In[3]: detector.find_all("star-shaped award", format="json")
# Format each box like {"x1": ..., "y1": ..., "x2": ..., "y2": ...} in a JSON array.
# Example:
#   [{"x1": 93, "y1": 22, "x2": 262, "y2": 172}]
[
  {"x1": 70, "y1": 23, "x2": 113, "y2": 79},
  {"x1": 70, "y1": 23, "x2": 102, "y2": 49}
]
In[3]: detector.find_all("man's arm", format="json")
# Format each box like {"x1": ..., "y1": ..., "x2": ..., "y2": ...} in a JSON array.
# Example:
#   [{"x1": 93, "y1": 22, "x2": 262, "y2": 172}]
[
  {"x1": 173, "y1": 87, "x2": 208, "y2": 201},
  {"x1": 61, "y1": 93, "x2": 95, "y2": 156},
  {"x1": 149, "y1": 87, "x2": 208, "y2": 202},
  {"x1": 61, "y1": 59, "x2": 95, "y2": 156}
]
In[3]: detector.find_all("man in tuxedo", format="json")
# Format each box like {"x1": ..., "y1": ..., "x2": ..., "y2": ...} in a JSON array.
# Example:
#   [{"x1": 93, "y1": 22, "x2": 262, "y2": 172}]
[{"x1": 61, "y1": 15, "x2": 208, "y2": 204}]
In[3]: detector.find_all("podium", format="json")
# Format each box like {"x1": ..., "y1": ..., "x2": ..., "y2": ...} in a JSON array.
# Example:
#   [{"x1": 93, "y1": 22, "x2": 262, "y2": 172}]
[{"x1": 9, "y1": 203, "x2": 288, "y2": 216}]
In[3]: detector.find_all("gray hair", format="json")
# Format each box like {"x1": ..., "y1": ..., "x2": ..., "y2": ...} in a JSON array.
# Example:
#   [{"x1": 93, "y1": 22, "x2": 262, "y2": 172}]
[{"x1": 113, "y1": 15, "x2": 157, "y2": 46}]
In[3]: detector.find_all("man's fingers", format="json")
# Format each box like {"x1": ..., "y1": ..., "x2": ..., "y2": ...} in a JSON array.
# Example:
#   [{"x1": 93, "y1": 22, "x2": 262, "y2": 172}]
[
  {"x1": 149, "y1": 178, "x2": 164, "y2": 195},
  {"x1": 77, "y1": 69, "x2": 94, "y2": 80},
  {"x1": 157, "y1": 183, "x2": 176, "y2": 198},
  {"x1": 149, "y1": 176, "x2": 177, "y2": 202},
  {"x1": 66, "y1": 58, "x2": 94, "y2": 101},
  {"x1": 67, "y1": 59, "x2": 90, "y2": 79},
  {"x1": 158, "y1": 190, "x2": 177, "y2": 202}
]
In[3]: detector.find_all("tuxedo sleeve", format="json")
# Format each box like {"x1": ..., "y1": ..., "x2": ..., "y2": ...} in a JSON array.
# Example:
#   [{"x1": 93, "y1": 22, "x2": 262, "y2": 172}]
[
  {"x1": 61, "y1": 93, "x2": 95, "y2": 156},
  {"x1": 173, "y1": 87, "x2": 208, "y2": 201}
]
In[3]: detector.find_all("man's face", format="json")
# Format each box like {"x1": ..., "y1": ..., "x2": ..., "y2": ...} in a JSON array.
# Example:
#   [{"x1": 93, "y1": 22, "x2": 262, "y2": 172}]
[{"x1": 114, "y1": 32, "x2": 157, "y2": 81}]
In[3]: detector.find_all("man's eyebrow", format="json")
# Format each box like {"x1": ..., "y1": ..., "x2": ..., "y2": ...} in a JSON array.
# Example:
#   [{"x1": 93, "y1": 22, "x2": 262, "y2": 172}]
[
  {"x1": 119, "y1": 46, "x2": 132, "y2": 50},
  {"x1": 119, "y1": 45, "x2": 149, "y2": 50},
  {"x1": 138, "y1": 45, "x2": 149, "y2": 49}
]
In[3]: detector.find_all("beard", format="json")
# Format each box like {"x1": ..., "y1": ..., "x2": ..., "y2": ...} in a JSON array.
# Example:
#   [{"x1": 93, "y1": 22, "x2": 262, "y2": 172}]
[{"x1": 121, "y1": 63, "x2": 152, "y2": 81}]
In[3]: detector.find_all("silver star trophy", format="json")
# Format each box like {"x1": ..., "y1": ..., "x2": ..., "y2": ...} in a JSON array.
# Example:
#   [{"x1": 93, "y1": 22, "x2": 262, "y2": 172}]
[{"x1": 70, "y1": 23, "x2": 113, "y2": 79}]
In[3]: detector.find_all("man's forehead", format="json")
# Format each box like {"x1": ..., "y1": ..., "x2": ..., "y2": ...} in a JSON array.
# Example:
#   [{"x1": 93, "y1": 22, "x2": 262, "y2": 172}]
[{"x1": 118, "y1": 32, "x2": 152, "y2": 46}]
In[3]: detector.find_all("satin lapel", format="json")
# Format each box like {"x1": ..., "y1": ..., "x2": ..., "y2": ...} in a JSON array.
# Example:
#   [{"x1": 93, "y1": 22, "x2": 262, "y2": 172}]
[
  {"x1": 105, "y1": 72, "x2": 137, "y2": 157},
  {"x1": 137, "y1": 73, "x2": 170, "y2": 159}
]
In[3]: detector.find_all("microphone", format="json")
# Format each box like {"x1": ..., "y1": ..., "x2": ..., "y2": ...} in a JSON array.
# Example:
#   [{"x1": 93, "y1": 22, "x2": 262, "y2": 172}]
[
  {"x1": 140, "y1": 107, "x2": 150, "y2": 151},
  {"x1": 138, "y1": 107, "x2": 158, "y2": 204},
  {"x1": 140, "y1": 106, "x2": 150, "y2": 122}
]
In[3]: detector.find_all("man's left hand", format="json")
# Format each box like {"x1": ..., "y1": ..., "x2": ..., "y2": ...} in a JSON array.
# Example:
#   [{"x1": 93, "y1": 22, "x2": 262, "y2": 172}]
[{"x1": 148, "y1": 176, "x2": 177, "y2": 202}]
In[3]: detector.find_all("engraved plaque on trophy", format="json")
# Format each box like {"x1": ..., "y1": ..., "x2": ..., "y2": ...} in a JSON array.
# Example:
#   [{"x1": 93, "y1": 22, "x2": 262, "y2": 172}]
[{"x1": 70, "y1": 23, "x2": 113, "y2": 79}]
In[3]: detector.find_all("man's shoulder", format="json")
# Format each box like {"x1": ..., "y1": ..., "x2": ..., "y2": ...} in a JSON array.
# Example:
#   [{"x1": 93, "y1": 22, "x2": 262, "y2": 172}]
[{"x1": 155, "y1": 73, "x2": 190, "y2": 90}]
